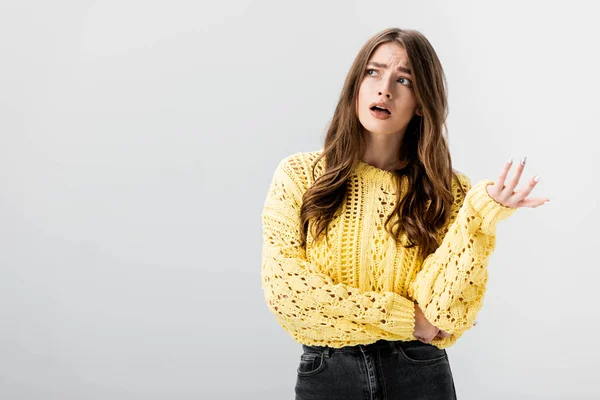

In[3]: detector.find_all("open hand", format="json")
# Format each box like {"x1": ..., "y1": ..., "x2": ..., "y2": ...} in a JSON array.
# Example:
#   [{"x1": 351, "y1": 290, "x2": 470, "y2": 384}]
[{"x1": 486, "y1": 156, "x2": 550, "y2": 208}]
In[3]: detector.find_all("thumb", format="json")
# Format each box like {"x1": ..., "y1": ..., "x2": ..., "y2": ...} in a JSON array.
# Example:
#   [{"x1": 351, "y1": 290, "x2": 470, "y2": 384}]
[{"x1": 438, "y1": 329, "x2": 451, "y2": 338}]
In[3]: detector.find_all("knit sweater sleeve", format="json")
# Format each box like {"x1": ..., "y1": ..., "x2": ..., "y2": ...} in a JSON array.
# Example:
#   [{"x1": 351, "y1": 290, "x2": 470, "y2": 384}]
[
  {"x1": 408, "y1": 173, "x2": 517, "y2": 347},
  {"x1": 261, "y1": 156, "x2": 417, "y2": 344}
]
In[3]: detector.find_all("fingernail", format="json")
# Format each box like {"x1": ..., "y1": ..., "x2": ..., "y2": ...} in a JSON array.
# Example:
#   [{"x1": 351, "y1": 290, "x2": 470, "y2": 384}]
[
  {"x1": 533, "y1": 175, "x2": 540, "y2": 182},
  {"x1": 520, "y1": 156, "x2": 527, "y2": 166},
  {"x1": 507, "y1": 157, "x2": 513, "y2": 164}
]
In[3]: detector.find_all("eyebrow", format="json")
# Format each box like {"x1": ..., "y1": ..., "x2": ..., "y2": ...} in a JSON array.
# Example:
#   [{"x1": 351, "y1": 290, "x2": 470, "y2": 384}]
[{"x1": 367, "y1": 61, "x2": 412, "y2": 75}]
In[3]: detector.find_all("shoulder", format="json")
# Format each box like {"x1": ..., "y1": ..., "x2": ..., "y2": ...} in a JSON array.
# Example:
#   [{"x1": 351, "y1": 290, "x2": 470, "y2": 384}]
[
  {"x1": 452, "y1": 169, "x2": 472, "y2": 193},
  {"x1": 274, "y1": 149, "x2": 326, "y2": 189},
  {"x1": 277, "y1": 149, "x2": 324, "y2": 170}
]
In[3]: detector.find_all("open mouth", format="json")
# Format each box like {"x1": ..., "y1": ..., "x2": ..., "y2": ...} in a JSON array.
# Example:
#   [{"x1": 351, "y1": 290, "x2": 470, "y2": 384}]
[{"x1": 370, "y1": 105, "x2": 391, "y2": 115}]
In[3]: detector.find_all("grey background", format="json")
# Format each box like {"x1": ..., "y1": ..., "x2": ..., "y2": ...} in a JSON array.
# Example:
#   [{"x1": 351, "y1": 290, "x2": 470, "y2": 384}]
[{"x1": 1, "y1": 0, "x2": 598, "y2": 399}]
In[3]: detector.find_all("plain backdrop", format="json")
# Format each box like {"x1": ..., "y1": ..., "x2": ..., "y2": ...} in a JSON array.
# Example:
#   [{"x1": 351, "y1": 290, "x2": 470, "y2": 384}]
[{"x1": 1, "y1": 1, "x2": 599, "y2": 399}]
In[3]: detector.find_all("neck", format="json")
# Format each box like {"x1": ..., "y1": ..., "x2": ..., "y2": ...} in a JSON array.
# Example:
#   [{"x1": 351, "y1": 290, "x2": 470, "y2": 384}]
[{"x1": 361, "y1": 129, "x2": 407, "y2": 171}]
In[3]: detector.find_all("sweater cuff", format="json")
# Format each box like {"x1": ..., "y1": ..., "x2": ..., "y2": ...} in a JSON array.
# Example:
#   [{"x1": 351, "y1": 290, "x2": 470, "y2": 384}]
[
  {"x1": 466, "y1": 179, "x2": 517, "y2": 235},
  {"x1": 380, "y1": 294, "x2": 416, "y2": 338}
]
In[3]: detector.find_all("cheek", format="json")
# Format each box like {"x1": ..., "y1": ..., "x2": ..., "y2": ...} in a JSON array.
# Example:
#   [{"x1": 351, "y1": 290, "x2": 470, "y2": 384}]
[
  {"x1": 357, "y1": 84, "x2": 369, "y2": 110},
  {"x1": 355, "y1": 88, "x2": 364, "y2": 113}
]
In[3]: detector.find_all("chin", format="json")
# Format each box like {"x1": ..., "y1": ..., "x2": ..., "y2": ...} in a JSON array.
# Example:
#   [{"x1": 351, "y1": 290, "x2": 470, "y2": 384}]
[{"x1": 360, "y1": 120, "x2": 398, "y2": 135}]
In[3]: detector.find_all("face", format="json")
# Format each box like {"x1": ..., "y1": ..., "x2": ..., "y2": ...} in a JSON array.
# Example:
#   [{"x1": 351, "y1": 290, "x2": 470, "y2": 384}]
[{"x1": 356, "y1": 41, "x2": 421, "y2": 136}]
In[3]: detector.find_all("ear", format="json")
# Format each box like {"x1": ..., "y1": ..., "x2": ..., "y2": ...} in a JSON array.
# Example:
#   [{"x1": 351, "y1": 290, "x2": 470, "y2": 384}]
[{"x1": 415, "y1": 107, "x2": 423, "y2": 117}]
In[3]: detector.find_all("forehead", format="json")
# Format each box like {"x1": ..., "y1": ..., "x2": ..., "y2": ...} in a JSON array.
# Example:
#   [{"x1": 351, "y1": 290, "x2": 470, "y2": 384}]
[{"x1": 368, "y1": 42, "x2": 409, "y2": 65}]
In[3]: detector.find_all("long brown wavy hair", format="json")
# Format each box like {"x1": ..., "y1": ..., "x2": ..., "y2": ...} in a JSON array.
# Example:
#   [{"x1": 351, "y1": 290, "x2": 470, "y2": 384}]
[{"x1": 299, "y1": 27, "x2": 467, "y2": 260}]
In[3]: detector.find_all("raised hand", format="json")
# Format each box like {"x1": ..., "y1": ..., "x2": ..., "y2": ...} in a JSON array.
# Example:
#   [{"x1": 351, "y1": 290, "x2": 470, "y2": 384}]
[{"x1": 486, "y1": 156, "x2": 550, "y2": 208}]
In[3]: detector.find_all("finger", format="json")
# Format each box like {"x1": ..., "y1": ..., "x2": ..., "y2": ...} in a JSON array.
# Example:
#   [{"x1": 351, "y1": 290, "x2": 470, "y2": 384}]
[
  {"x1": 497, "y1": 157, "x2": 514, "y2": 188},
  {"x1": 516, "y1": 197, "x2": 551, "y2": 208},
  {"x1": 438, "y1": 330, "x2": 451, "y2": 338},
  {"x1": 417, "y1": 335, "x2": 432, "y2": 344},
  {"x1": 512, "y1": 175, "x2": 542, "y2": 204},
  {"x1": 507, "y1": 156, "x2": 527, "y2": 193}
]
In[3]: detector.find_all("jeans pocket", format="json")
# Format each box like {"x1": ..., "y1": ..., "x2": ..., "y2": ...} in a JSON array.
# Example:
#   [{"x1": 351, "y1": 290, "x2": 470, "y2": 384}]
[
  {"x1": 396, "y1": 341, "x2": 447, "y2": 364},
  {"x1": 296, "y1": 351, "x2": 326, "y2": 377}
]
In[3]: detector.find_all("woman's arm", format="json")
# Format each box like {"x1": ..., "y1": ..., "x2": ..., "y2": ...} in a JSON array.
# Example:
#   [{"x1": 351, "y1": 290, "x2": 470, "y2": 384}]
[
  {"x1": 408, "y1": 174, "x2": 517, "y2": 346},
  {"x1": 261, "y1": 156, "x2": 418, "y2": 343}
]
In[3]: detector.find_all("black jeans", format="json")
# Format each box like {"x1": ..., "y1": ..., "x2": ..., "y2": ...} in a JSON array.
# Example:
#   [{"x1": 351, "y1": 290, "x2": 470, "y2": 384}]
[{"x1": 295, "y1": 339, "x2": 457, "y2": 400}]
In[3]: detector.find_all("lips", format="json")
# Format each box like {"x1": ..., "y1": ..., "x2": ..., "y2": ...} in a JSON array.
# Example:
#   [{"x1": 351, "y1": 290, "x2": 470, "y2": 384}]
[
  {"x1": 369, "y1": 101, "x2": 392, "y2": 115},
  {"x1": 369, "y1": 108, "x2": 391, "y2": 120}
]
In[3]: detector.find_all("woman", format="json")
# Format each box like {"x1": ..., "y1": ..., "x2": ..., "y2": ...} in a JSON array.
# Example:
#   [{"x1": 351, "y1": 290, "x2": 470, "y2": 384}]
[{"x1": 261, "y1": 27, "x2": 549, "y2": 399}]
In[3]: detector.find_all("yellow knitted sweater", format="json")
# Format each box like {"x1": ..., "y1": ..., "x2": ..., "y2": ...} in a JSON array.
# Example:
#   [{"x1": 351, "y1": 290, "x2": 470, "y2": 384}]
[{"x1": 261, "y1": 150, "x2": 517, "y2": 349}]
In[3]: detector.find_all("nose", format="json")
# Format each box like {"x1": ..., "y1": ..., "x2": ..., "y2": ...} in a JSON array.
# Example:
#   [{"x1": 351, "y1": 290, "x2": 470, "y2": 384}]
[{"x1": 377, "y1": 75, "x2": 393, "y2": 99}]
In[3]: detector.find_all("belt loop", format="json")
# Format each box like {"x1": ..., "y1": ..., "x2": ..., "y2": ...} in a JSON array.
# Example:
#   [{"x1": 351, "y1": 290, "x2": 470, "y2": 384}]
[
  {"x1": 389, "y1": 340, "x2": 399, "y2": 354},
  {"x1": 323, "y1": 347, "x2": 332, "y2": 358}
]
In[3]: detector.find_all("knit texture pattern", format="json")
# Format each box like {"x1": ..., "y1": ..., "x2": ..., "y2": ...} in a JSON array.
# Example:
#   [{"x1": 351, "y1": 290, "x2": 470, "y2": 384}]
[{"x1": 261, "y1": 150, "x2": 516, "y2": 349}]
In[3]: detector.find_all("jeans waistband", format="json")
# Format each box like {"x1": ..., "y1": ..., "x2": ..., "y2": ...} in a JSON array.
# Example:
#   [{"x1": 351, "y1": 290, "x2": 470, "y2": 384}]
[{"x1": 302, "y1": 339, "x2": 406, "y2": 355}]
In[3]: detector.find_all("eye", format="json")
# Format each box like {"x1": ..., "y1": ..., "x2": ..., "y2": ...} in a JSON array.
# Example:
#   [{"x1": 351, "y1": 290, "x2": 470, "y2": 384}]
[
  {"x1": 366, "y1": 68, "x2": 377, "y2": 76},
  {"x1": 398, "y1": 77, "x2": 412, "y2": 86}
]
